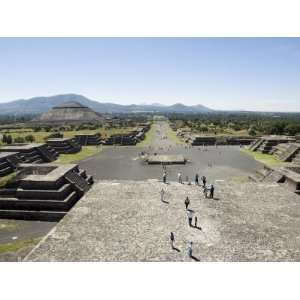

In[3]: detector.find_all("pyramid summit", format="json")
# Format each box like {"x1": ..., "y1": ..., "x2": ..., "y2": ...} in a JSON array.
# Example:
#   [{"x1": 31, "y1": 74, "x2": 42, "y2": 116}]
[{"x1": 33, "y1": 100, "x2": 104, "y2": 124}]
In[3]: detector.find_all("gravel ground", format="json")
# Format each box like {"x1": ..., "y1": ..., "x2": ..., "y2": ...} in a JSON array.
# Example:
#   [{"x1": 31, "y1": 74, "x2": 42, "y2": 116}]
[{"x1": 25, "y1": 179, "x2": 300, "y2": 262}]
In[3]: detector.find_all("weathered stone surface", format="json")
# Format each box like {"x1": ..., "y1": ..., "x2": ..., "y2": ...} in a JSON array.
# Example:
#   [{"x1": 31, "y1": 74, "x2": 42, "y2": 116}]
[
  {"x1": 146, "y1": 154, "x2": 186, "y2": 164},
  {"x1": 25, "y1": 179, "x2": 300, "y2": 262}
]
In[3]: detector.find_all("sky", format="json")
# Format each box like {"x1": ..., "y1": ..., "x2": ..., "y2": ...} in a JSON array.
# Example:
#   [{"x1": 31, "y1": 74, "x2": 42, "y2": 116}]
[{"x1": 1, "y1": 37, "x2": 300, "y2": 112}]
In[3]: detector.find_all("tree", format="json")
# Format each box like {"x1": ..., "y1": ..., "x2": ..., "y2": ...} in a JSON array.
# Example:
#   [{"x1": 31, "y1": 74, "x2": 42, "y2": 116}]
[
  {"x1": 248, "y1": 127, "x2": 257, "y2": 136},
  {"x1": 14, "y1": 136, "x2": 25, "y2": 143},
  {"x1": 25, "y1": 134, "x2": 35, "y2": 143},
  {"x1": 6, "y1": 135, "x2": 12, "y2": 144},
  {"x1": 286, "y1": 124, "x2": 300, "y2": 135},
  {"x1": 2, "y1": 134, "x2": 7, "y2": 144},
  {"x1": 199, "y1": 123, "x2": 208, "y2": 132}
]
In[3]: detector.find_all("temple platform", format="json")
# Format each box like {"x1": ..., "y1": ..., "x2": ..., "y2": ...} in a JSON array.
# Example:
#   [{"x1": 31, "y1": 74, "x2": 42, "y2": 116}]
[
  {"x1": 25, "y1": 179, "x2": 300, "y2": 262},
  {"x1": 146, "y1": 154, "x2": 186, "y2": 164}
]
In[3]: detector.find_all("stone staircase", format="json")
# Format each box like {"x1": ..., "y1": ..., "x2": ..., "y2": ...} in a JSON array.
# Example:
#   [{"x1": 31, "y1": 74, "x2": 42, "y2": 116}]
[
  {"x1": 37, "y1": 144, "x2": 59, "y2": 162},
  {"x1": 248, "y1": 138, "x2": 264, "y2": 151},
  {"x1": 292, "y1": 151, "x2": 300, "y2": 165},
  {"x1": 274, "y1": 143, "x2": 300, "y2": 162},
  {"x1": 0, "y1": 153, "x2": 21, "y2": 177},
  {"x1": 65, "y1": 170, "x2": 92, "y2": 193}
]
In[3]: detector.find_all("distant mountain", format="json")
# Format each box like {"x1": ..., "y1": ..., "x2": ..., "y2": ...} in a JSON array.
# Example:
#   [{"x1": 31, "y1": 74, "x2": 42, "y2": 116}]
[{"x1": 0, "y1": 94, "x2": 214, "y2": 115}]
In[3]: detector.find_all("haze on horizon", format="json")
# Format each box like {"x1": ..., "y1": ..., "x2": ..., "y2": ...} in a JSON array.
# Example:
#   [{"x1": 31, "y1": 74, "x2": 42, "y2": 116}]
[{"x1": 1, "y1": 37, "x2": 300, "y2": 112}]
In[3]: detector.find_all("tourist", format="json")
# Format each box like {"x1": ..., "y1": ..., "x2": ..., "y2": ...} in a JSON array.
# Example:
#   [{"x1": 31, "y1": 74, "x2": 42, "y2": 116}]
[
  {"x1": 187, "y1": 210, "x2": 193, "y2": 226},
  {"x1": 203, "y1": 186, "x2": 208, "y2": 198},
  {"x1": 163, "y1": 172, "x2": 167, "y2": 184},
  {"x1": 170, "y1": 232, "x2": 175, "y2": 249},
  {"x1": 210, "y1": 184, "x2": 215, "y2": 199},
  {"x1": 188, "y1": 242, "x2": 193, "y2": 258},
  {"x1": 178, "y1": 172, "x2": 183, "y2": 184},
  {"x1": 184, "y1": 196, "x2": 190, "y2": 210},
  {"x1": 195, "y1": 173, "x2": 199, "y2": 185},
  {"x1": 194, "y1": 216, "x2": 198, "y2": 228},
  {"x1": 160, "y1": 188, "x2": 165, "y2": 202},
  {"x1": 201, "y1": 176, "x2": 207, "y2": 187}
]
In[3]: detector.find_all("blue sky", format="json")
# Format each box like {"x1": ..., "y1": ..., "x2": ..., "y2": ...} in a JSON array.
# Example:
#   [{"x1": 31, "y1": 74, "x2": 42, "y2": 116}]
[{"x1": 1, "y1": 37, "x2": 300, "y2": 112}]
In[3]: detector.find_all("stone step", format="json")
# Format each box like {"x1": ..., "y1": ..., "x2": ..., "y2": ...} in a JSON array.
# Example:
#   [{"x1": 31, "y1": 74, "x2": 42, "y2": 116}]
[
  {"x1": 0, "y1": 166, "x2": 14, "y2": 177},
  {"x1": 65, "y1": 171, "x2": 90, "y2": 193},
  {"x1": 16, "y1": 183, "x2": 73, "y2": 200},
  {"x1": 0, "y1": 160, "x2": 10, "y2": 169},
  {"x1": 0, "y1": 209, "x2": 66, "y2": 221},
  {"x1": 0, "y1": 191, "x2": 78, "y2": 211}
]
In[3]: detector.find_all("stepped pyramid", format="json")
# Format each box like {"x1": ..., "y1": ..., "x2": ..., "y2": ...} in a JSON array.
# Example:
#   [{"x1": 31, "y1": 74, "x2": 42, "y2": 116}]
[{"x1": 33, "y1": 101, "x2": 103, "y2": 124}]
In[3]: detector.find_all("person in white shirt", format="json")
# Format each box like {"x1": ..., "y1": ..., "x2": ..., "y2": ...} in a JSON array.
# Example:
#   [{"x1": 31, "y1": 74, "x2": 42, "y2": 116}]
[
  {"x1": 187, "y1": 210, "x2": 193, "y2": 226},
  {"x1": 178, "y1": 172, "x2": 182, "y2": 184}
]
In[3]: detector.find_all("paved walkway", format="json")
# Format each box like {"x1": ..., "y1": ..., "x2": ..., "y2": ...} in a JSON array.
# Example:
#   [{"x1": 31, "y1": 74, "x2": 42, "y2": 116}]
[{"x1": 26, "y1": 179, "x2": 300, "y2": 261}]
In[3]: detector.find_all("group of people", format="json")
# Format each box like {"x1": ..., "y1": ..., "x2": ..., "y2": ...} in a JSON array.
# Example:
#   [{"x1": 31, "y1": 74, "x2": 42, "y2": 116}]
[{"x1": 160, "y1": 173, "x2": 217, "y2": 260}]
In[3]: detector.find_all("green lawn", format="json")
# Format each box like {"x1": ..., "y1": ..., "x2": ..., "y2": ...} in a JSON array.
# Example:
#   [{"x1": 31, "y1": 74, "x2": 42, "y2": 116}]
[
  {"x1": 166, "y1": 124, "x2": 185, "y2": 145},
  {"x1": 241, "y1": 148, "x2": 288, "y2": 167},
  {"x1": 0, "y1": 172, "x2": 16, "y2": 188},
  {"x1": 55, "y1": 146, "x2": 102, "y2": 164},
  {"x1": 0, "y1": 238, "x2": 40, "y2": 254},
  {"x1": 137, "y1": 124, "x2": 155, "y2": 147}
]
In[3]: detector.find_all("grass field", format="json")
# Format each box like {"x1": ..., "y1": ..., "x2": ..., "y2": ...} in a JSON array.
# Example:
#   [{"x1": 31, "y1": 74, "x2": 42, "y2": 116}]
[
  {"x1": 54, "y1": 146, "x2": 102, "y2": 164},
  {"x1": 166, "y1": 123, "x2": 185, "y2": 145},
  {"x1": 241, "y1": 148, "x2": 288, "y2": 167},
  {"x1": 136, "y1": 124, "x2": 155, "y2": 147},
  {"x1": 0, "y1": 172, "x2": 16, "y2": 188},
  {"x1": 0, "y1": 238, "x2": 40, "y2": 255}
]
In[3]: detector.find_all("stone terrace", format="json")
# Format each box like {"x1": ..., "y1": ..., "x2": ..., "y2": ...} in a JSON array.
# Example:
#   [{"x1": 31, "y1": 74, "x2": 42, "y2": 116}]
[{"x1": 26, "y1": 179, "x2": 300, "y2": 262}]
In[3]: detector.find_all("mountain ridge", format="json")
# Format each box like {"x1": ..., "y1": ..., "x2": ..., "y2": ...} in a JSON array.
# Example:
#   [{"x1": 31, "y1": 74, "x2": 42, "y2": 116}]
[{"x1": 0, "y1": 94, "x2": 213, "y2": 114}]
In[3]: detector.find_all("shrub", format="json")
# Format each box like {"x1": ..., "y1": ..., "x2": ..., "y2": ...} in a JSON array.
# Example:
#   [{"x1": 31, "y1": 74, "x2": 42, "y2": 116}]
[
  {"x1": 14, "y1": 136, "x2": 25, "y2": 143},
  {"x1": 25, "y1": 134, "x2": 35, "y2": 142}
]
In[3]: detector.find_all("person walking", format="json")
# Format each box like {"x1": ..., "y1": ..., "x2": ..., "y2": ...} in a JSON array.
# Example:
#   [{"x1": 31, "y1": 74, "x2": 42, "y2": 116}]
[
  {"x1": 204, "y1": 186, "x2": 208, "y2": 198},
  {"x1": 178, "y1": 172, "x2": 183, "y2": 184},
  {"x1": 195, "y1": 173, "x2": 199, "y2": 185},
  {"x1": 210, "y1": 184, "x2": 215, "y2": 199},
  {"x1": 187, "y1": 210, "x2": 193, "y2": 227},
  {"x1": 163, "y1": 172, "x2": 167, "y2": 184},
  {"x1": 170, "y1": 232, "x2": 175, "y2": 249},
  {"x1": 188, "y1": 242, "x2": 193, "y2": 258},
  {"x1": 160, "y1": 188, "x2": 165, "y2": 202},
  {"x1": 184, "y1": 196, "x2": 190, "y2": 210},
  {"x1": 201, "y1": 176, "x2": 207, "y2": 187}
]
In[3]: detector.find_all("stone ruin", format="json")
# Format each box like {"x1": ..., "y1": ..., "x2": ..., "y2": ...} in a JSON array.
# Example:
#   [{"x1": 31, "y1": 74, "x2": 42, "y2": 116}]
[
  {"x1": 32, "y1": 101, "x2": 104, "y2": 125},
  {"x1": 47, "y1": 137, "x2": 82, "y2": 154},
  {"x1": 0, "y1": 152, "x2": 21, "y2": 177},
  {"x1": 0, "y1": 143, "x2": 58, "y2": 164},
  {"x1": 190, "y1": 135, "x2": 254, "y2": 146},
  {"x1": 145, "y1": 154, "x2": 186, "y2": 165},
  {"x1": 103, "y1": 125, "x2": 150, "y2": 146},
  {"x1": 250, "y1": 164, "x2": 300, "y2": 194},
  {"x1": 273, "y1": 143, "x2": 300, "y2": 162},
  {"x1": 248, "y1": 136, "x2": 296, "y2": 154},
  {"x1": 0, "y1": 163, "x2": 93, "y2": 221},
  {"x1": 75, "y1": 133, "x2": 102, "y2": 146}
]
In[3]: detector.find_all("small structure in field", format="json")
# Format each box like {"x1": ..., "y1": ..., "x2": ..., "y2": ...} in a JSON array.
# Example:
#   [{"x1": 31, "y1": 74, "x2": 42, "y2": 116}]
[
  {"x1": 0, "y1": 163, "x2": 93, "y2": 221},
  {"x1": 145, "y1": 154, "x2": 186, "y2": 165},
  {"x1": 47, "y1": 137, "x2": 82, "y2": 154},
  {"x1": 0, "y1": 143, "x2": 58, "y2": 163},
  {"x1": 75, "y1": 133, "x2": 102, "y2": 146}
]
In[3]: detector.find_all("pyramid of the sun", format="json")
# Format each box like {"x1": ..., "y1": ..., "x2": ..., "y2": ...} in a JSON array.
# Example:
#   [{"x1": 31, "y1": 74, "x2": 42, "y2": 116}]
[{"x1": 33, "y1": 101, "x2": 103, "y2": 124}]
